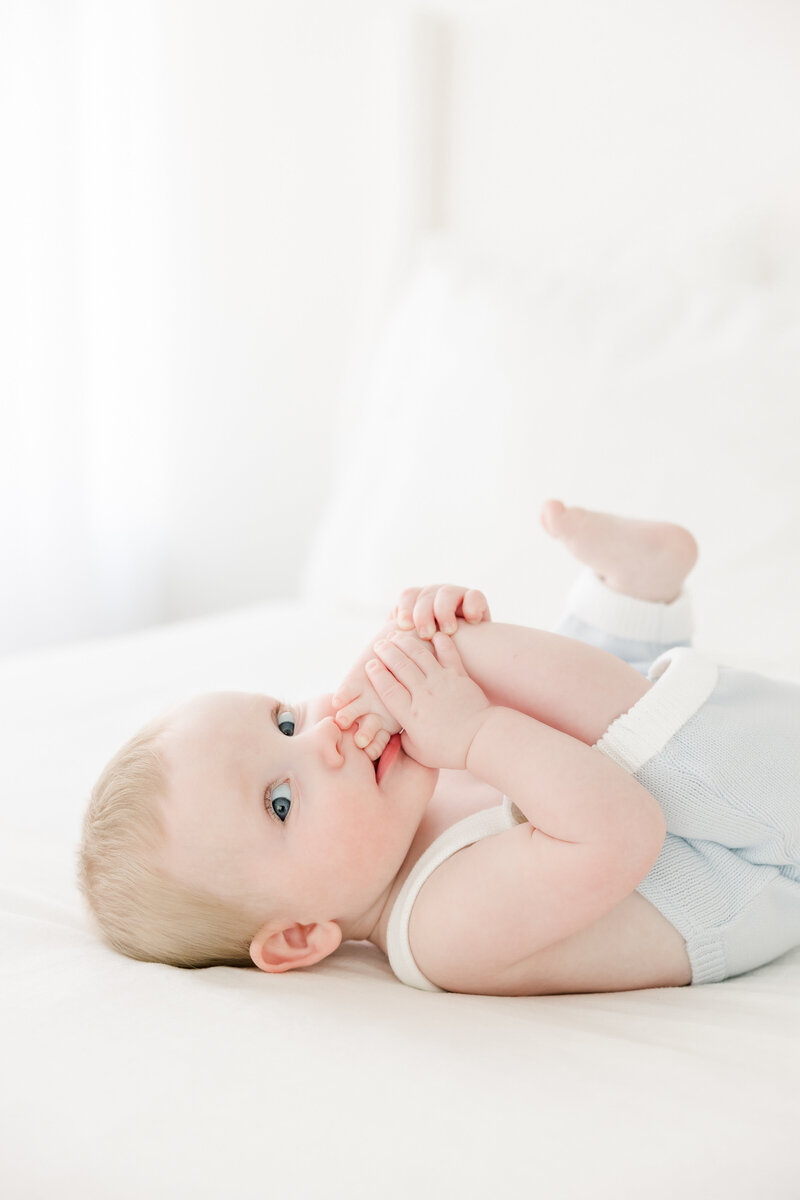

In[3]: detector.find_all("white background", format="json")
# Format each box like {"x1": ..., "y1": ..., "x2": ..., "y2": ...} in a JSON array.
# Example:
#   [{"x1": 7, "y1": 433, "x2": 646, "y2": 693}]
[{"x1": 2, "y1": 0, "x2": 799, "y2": 657}]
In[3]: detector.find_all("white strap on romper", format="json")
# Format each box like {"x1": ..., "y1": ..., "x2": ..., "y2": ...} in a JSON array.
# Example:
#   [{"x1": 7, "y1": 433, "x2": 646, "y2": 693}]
[{"x1": 385, "y1": 795, "x2": 525, "y2": 992}]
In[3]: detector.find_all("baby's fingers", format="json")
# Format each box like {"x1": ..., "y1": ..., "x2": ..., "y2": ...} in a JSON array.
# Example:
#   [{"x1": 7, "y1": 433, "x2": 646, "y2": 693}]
[
  {"x1": 394, "y1": 586, "x2": 425, "y2": 631},
  {"x1": 334, "y1": 696, "x2": 366, "y2": 731},
  {"x1": 459, "y1": 588, "x2": 491, "y2": 624},
  {"x1": 365, "y1": 657, "x2": 411, "y2": 725},
  {"x1": 404, "y1": 584, "x2": 491, "y2": 638},
  {"x1": 399, "y1": 584, "x2": 453, "y2": 639},
  {"x1": 353, "y1": 712, "x2": 385, "y2": 752},
  {"x1": 363, "y1": 727, "x2": 392, "y2": 762},
  {"x1": 432, "y1": 630, "x2": 468, "y2": 672}
]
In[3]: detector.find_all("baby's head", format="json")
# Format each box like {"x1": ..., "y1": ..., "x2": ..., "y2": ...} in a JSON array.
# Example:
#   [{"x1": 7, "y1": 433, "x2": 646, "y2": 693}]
[
  {"x1": 78, "y1": 690, "x2": 437, "y2": 972},
  {"x1": 77, "y1": 709, "x2": 257, "y2": 968}
]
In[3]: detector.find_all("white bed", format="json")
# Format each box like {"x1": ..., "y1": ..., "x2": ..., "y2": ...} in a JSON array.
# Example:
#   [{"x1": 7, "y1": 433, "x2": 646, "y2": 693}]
[{"x1": 4, "y1": 2, "x2": 800, "y2": 1196}]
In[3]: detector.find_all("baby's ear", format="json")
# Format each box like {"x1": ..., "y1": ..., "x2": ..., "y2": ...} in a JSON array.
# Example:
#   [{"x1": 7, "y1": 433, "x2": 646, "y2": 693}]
[{"x1": 249, "y1": 919, "x2": 342, "y2": 974}]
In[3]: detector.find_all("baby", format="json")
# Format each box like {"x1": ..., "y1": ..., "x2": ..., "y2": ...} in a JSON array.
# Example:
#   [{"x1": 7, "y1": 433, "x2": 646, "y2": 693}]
[{"x1": 78, "y1": 501, "x2": 800, "y2": 995}]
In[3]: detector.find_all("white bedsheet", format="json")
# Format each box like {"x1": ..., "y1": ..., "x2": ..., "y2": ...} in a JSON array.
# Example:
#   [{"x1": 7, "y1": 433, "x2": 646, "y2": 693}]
[{"x1": 1, "y1": 599, "x2": 798, "y2": 1198}]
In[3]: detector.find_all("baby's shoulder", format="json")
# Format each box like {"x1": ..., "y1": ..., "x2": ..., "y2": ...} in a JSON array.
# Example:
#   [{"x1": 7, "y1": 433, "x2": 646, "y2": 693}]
[{"x1": 407, "y1": 812, "x2": 539, "y2": 993}]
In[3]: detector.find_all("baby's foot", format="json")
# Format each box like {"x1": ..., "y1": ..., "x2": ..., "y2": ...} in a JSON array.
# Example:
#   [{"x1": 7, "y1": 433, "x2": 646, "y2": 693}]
[{"x1": 540, "y1": 499, "x2": 698, "y2": 603}]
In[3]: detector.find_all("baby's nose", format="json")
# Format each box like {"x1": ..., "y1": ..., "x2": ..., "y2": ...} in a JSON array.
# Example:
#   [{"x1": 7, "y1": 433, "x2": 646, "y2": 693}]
[{"x1": 318, "y1": 715, "x2": 347, "y2": 766}]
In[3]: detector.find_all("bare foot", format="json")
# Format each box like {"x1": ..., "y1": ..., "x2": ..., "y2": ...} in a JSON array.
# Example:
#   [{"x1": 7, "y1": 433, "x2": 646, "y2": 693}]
[{"x1": 540, "y1": 499, "x2": 699, "y2": 603}]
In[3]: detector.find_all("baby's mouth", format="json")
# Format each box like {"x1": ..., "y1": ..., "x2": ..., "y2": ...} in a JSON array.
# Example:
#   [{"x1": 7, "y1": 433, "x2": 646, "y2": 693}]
[{"x1": 374, "y1": 733, "x2": 402, "y2": 785}]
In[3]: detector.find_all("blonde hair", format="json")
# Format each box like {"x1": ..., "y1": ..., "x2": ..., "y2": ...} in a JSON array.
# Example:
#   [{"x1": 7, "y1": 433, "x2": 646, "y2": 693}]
[{"x1": 78, "y1": 716, "x2": 258, "y2": 968}]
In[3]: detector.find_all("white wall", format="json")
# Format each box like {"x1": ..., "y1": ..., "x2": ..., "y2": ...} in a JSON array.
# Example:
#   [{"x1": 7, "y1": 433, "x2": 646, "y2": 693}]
[
  {"x1": 0, "y1": 0, "x2": 441, "y2": 655},
  {"x1": 444, "y1": 0, "x2": 800, "y2": 270},
  {"x1": 3, "y1": 0, "x2": 799, "y2": 658},
  {"x1": 156, "y1": 0, "x2": 419, "y2": 621}
]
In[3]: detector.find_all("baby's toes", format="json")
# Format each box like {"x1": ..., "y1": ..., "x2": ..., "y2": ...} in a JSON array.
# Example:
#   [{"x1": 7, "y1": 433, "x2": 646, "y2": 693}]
[
  {"x1": 540, "y1": 498, "x2": 567, "y2": 538},
  {"x1": 354, "y1": 713, "x2": 383, "y2": 749},
  {"x1": 366, "y1": 729, "x2": 392, "y2": 762},
  {"x1": 334, "y1": 701, "x2": 359, "y2": 730}
]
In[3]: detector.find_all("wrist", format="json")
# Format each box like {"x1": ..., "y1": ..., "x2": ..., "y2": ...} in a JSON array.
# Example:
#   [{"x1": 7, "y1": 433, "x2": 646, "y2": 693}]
[{"x1": 465, "y1": 706, "x2": 505, "y2": 774}]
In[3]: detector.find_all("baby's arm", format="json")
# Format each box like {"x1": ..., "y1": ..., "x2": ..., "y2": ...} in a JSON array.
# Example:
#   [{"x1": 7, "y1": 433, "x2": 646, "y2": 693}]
[
  {"x1": 449, "y1": 619, "x2": 652, "y2": 747},
  {"x1": 371, "y1": 633, "x2": 671, "y2": 960},
  {"x1": 336, "y1": 584, "x2": 649, "y2": 755},
  {"x1": 370, "y1": 630, "x2": 661, "y2": 841}
]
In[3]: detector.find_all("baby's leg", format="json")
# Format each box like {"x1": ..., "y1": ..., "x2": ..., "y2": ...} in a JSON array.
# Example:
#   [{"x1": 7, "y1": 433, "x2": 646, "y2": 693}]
[{"x1": 541, "y1": 499, "x2": 699, "y2": 676}]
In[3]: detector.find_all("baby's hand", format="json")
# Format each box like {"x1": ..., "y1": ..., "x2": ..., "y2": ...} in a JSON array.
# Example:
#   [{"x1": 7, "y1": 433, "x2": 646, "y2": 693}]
[
  {"x1": 332, "y1": 618, "x2": 403, "y2": 760},
  {"x1": 366, "y1": 630, "x2": 492, "y2": 770},
  {"x1": 333, "y1": 586, "x2": 490, "y2": 758},
  {"x1": 390, "y1": 584, "x2": 491, "y2": 640},
  {"x1": 333, "y1": 682, "x2": 398, "y2": 762}
]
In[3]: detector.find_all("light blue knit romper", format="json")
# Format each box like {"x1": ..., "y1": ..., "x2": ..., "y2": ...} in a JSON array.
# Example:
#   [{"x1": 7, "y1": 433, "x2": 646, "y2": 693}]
[{"x1": 560, "y1": 569, "x2": 800, "y2": 985}]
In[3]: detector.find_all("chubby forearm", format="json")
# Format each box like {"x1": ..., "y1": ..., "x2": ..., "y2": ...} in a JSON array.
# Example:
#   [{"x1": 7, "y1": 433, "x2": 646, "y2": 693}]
[
  {"x1": 451, "y1": 619, "x2": 651, "y2": 746},
  {"x1": 467, "y1": 705, "x2": 666, "y2": 847}
]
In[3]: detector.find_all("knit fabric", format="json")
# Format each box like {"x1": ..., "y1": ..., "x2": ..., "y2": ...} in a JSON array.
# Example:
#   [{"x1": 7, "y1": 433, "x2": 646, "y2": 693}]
[
  {"x1": 625, "y1": 661, "x2": 800, "y2": 984},
  {"x1": 594, "y1": 647, "x2": 719, "y2": 774},
  {"x1": 563, "y1": 568, "x2": 800, "y2": 985}
]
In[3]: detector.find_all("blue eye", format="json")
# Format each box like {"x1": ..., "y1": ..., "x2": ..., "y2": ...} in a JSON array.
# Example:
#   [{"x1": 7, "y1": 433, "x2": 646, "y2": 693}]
[
  {"x1": 266, "y1": 704, "x2": 296, "y2": 821},
  {"x1": 269, "y1": 781, "x2": 292, "y2": 822},
  {"x1": 277, "y1": 708, "x2": 295, "y2": 736}
]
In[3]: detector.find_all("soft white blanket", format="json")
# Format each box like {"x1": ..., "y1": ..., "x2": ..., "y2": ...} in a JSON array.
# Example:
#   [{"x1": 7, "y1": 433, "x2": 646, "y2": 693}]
[{"x1": 1, "y1": 599, "x2": 798, "y2": 1198}]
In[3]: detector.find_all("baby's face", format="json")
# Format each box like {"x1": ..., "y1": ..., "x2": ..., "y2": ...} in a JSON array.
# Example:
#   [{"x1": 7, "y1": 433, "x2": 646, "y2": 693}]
[{"x1": 156, "y1": 690, "x2": 438, "y2": 940}]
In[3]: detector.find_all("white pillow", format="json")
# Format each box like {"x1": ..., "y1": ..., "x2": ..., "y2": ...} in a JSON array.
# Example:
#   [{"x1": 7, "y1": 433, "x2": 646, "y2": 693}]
[{"x1": 302, "y1": 227, "x2": 800, "y2": 677}]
